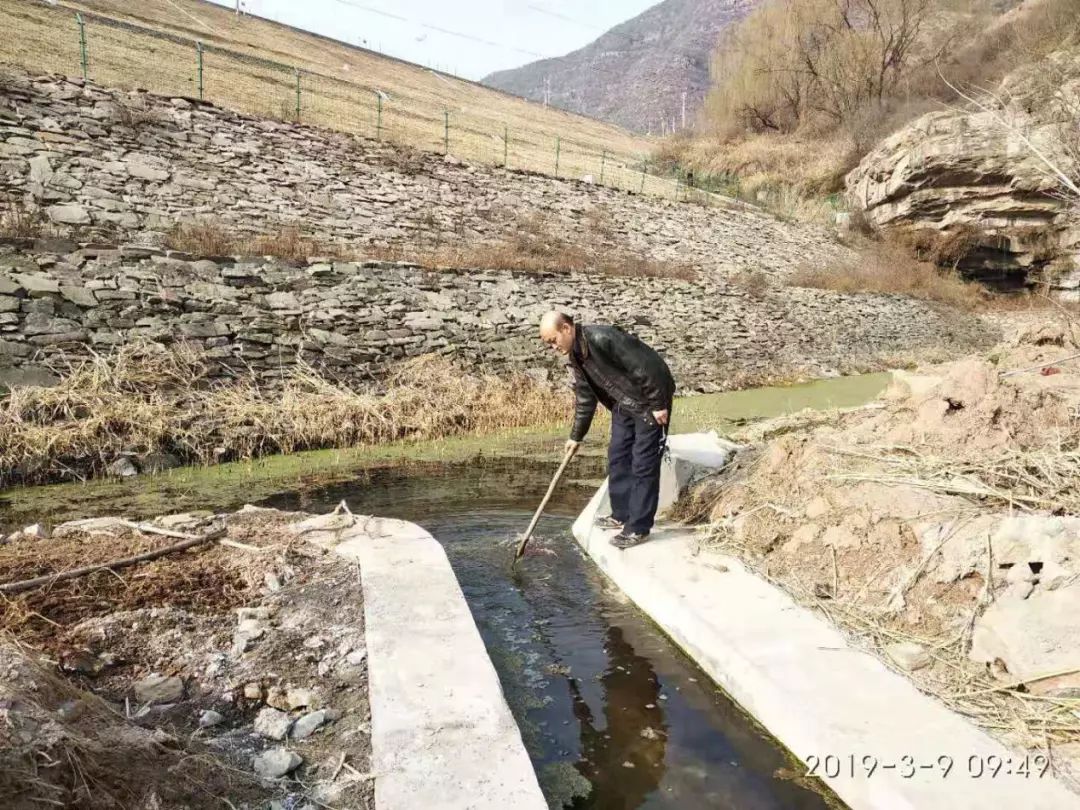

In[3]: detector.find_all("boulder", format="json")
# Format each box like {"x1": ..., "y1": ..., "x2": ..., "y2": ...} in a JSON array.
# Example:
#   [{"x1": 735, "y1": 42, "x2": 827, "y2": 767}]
[
  {"x1": 253, "y1": 748, "x2": 302, "y2": 779},
  {"x1": 970, "y1": 584, "x2": 1080, "y2": 695},
  {"x1": 133, "y1": 674, "x2": 184, "y2": 705},
  {"x1": 254, "y1": 707, "x2": 293, "y2": 740}
]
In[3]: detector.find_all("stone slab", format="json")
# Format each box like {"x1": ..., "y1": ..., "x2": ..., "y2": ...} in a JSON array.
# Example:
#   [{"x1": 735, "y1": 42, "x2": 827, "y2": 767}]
[{"x1": 335, "y1": 518, "x2": 546, "y2": 810}]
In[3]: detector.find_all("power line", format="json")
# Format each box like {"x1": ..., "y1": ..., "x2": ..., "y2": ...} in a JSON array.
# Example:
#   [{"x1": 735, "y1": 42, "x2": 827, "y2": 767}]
[
  {"x1": 525, "y1": 3, "x2": 601, "y2": 30},
  {"x1": 322, "y1": 0, "x2": 549, "y2": 59}
]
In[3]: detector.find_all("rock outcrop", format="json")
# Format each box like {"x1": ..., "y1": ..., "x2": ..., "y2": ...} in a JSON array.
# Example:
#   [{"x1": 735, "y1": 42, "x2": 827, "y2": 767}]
[{"x1": 846, "y1": 52, "x2": 1080, "y2": 294}]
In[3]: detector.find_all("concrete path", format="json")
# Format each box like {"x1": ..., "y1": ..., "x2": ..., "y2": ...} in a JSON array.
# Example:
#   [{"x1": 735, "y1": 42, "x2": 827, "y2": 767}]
[
  {"x1": 572, "y1": 480, "x2": 1080, "y2": 810},
  {"x1": 333, "y1": 516, "x2": 547, "y2": 810}
]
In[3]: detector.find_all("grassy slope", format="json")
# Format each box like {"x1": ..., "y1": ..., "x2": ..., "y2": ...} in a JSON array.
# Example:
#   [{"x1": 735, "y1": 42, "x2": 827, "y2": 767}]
[{"x1": 0, "y1": 0, "x2": 675, "y2": 193}]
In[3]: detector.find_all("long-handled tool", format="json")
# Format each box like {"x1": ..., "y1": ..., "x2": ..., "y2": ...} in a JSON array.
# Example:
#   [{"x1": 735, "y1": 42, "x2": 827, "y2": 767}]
[{"x1": 513, "y1": 443, "x2": 578, "y2": 565}]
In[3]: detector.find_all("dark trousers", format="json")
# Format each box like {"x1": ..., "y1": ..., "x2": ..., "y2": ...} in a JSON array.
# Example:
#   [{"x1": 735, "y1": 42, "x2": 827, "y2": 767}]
[{"x1": 608, "y1": 405, "x2": 668, "y2": 535}]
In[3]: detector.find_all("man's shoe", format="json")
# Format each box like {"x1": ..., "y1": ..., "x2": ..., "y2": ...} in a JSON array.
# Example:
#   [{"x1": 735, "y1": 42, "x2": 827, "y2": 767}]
[
  {"x1": 610, "y1": 531, "x2": 649, "y2": 550},
  {"x1": 595, "y1": 515, "x2": 624, "y2": 530}
]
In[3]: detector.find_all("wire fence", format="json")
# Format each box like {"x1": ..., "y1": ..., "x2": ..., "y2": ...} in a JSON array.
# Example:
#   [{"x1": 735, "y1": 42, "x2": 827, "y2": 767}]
[{"x1": 0, "y1": 1, "x2": 725, "y2": 206}]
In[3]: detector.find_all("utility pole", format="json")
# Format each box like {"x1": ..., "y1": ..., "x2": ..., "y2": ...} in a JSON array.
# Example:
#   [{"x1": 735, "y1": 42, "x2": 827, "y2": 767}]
[
  {"x1": 235, "y1": 0, "x2": 241, "y2": 15},
  {"x1": 681, "y1": 91, "x2": 687, "y2": 130},
  {"x1": 543, "y1": 76, "x2": 551, "y2": 106}
]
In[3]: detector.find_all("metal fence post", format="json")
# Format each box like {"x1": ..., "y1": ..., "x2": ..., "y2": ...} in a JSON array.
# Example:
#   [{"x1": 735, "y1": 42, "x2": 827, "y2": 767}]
[
  {"x1": 75, "y1": 13, "x2": 88, "y2": 80},
  {"x1": 600, "y1": 150, "x2": 606, "y2": 185},
  {"x1": 196, "y1": 41, "x2": 204, "y2": 101},
  {"x1": 294, "y1": 68, "x2": 301, "y2": 121},
  {"x1": 555, "y1": 136, "x2": 561, "y2": 178},
  {"x1": 443, "y1": 110, "x2": 449, "y2": 154},
  {"x1": 376, "y1": 93, "x2": 382, "y2": 139},
  {"x1": 640, "y1": 159, "x2": 647, "y2": 194},
  {"x1": 503, "y1": 125, "x2": 508, "y2": 168}
]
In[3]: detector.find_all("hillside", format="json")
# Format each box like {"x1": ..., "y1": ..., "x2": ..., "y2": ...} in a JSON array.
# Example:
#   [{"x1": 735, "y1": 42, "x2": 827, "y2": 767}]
[
  {"x1": 0, "y1": 0, "x2": 660, "y2": 191},
  {"x1": 482, "y1": 0, "x2": 761, "y2": 135}
]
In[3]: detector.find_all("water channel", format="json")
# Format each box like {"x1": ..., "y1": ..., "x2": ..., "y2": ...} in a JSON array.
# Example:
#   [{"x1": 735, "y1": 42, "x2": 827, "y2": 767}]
[{"x1": 1, "y1": 373, "x2": 889, "y2": 808}]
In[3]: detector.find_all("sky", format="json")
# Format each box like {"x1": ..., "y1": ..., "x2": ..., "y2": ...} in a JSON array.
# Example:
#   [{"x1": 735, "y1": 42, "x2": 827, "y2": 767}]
[{"x1": 205, "y1": 0, "x2": 657, "y2": 80}]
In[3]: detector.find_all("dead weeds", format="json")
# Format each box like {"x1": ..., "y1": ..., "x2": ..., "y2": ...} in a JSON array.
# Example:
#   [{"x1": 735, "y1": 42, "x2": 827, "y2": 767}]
[{"x1": 0, "y1": 344, "x2": 568, "y2": 487}]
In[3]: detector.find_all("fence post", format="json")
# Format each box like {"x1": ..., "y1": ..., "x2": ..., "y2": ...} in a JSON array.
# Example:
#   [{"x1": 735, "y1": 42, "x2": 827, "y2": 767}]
[
  {"x1": 640, "y1": 159, "x2": 647, "y2": 194},
  {"x1": 376, "y1": 93, "x2": 383, "y2": 139},
  {"x1": 294, "y1": 68, "x2": 301, "y2": 121},
  {"x1": 75, "y1": 13, "x2": 88, "y2": 80},
  {"x1": 555, "y1": 136, "x2": 561, "y2": 178},
  {"x1": 503, "y1": 125, "x2": 508, "y2": 168},
  {"x1": 443, "y1": 110, "x2": 449, "y2": 154},
  {"x1": 600, "y1": 150, "x2": 606, "y2": 185},
  {"x1": 196, "y1": 41, "x2": 204, "y2": 101}
]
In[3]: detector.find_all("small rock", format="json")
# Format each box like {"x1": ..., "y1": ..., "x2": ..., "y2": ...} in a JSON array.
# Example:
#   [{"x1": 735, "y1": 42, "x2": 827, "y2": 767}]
[
  {"x1": 345, "y1": 648, "x2": 367, "y2": 666},
  {"x1": 885, "y1": 641, "x2": 932, "y2": 672},
  {"x1": 237, "y1": 618, "x2": 266, "y2": 639},
  {"x1": 253, "y1": 748, "x2": 302, "y2": 779},
  {"x1": 57, "y1": 699, "x2": 85, "y2": 722},
  {"x1": 107, "y1": 456, "x2": 138, "y2": 478},
  {"x1": 46, "y1": 204, "x2": 91, "y2": 225},
  {"x1": 199, "y1": 710, "x2": 225, "y2": 728},
  {"x1": 265, "y1": 686, "x2": 290, "y2": 711},
  {"x1": 265, "y1": 572, "x2": 282, "y2": 592},
  {"x1": 640, "y1": 727, "x2": 661, "y2": 740},
  {"x1": 134, "y1": 674, "x2": 184, "y2": 705},
  {"x1": 287, "y1": 688, "x2": 315, "y2": 709},
  {"x1": 21, "y1": 523, "x2": 49, "y2": 539},
  {"x1": 622, "y1": 761, "x2": 635, "y2": 768},
  {"x1": 254, "y1": 707, "x2": 293, "y2": 741},
  {"x1": 302, "y1": 636, "x2": 325, "y2": 649},
  {"x1": 291, "y1": 710, "x2": 327, "y2": 740}
]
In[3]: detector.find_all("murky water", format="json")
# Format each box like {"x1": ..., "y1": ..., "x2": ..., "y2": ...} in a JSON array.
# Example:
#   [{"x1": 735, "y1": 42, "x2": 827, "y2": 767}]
[
  {"x1": 1, "y1": 374, "x2": 885, "y2": 807},
  {"x1": 264, "y1": 462, "x2": 836, "y2": 810}
]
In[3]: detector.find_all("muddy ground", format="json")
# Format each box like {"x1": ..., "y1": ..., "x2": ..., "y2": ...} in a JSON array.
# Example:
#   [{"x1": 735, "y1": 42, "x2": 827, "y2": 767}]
[{"x1": 0, "y1": 508, "x2": 372, "y2": 810}]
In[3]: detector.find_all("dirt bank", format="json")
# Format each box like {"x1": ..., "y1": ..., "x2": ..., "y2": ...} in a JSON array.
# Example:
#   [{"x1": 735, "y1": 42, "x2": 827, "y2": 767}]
[
  {"x1": 678, "y1": 318, "x2": 1080, "y2": 791},
  {"x1": 1, "y1": 507, "x2": 373, "y2": 809}
]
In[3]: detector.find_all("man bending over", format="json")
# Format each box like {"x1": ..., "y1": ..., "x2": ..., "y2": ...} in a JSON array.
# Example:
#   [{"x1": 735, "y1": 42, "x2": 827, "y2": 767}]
[{"x1": 539, "y1": 311, "x2": 675, "y2": 549}]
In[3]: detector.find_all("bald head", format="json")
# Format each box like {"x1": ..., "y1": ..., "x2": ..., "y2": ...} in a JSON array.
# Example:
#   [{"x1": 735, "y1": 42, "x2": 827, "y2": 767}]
[{"x1": 539, "y1": 311, "x2": 575, "y2": 356}]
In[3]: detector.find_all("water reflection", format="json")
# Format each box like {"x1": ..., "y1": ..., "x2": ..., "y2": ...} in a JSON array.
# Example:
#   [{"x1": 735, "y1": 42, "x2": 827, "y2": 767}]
[{"x1": 570, "y1": 625, "x2": 667, "y2": 808}]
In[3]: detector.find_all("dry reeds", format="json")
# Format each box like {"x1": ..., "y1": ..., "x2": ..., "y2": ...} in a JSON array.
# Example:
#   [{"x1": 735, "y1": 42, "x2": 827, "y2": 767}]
[
  {"x1": 0, "y1": 344, "x2": 568, "y2": 487},
  {"x1": 165, "y1": 222, "x2": 338, "y2": 261},
  {"x1": 789, "y1": 238, "x2": 988, "y2": 311},
  {"x1": 829, "y1": 444, "x2": 1080, "y2": 516}
]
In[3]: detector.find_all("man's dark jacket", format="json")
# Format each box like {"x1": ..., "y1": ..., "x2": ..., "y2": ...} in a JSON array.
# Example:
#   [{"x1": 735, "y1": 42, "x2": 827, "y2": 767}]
[{"x1": 568, "y1": 324, "x2": 675, "y2": 442}]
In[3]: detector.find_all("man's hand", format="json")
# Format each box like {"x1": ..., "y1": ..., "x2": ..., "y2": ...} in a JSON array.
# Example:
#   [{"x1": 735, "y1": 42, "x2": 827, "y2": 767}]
[
  {"x1": 564, "y1": 439, "x2": 582, "y2": 456},
  {"x1": 652, "y1": 409, "x2": 670, "y2": 426}
]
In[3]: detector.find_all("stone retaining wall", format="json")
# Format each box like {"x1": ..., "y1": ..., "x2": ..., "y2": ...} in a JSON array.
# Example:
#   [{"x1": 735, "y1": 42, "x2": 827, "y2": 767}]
[
  {"x1": 0, "y1": 68, "x2": 846, "y2": 279},
  {"x1": 0, "y1": 240, "x2": 996, "y2": 391}
]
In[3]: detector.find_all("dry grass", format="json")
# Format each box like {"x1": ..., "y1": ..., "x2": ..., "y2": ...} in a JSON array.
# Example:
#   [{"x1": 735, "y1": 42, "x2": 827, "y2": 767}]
[
  {"x1": 165, "y1": 215, "x2": 698, "y2": 280},
  {"x1": 164, "y1": 222, "x2": 338, "y2": 261},
  {"x1": 0, "y1": 198, "x2": 50, "y2": 239},
  {"x1": 790, "y1": 238, "x2": 988, "y2": 310},
  {"x1": 667, "y1": 0, "x2": 1080, "y2": 204},
  {"x1": 0, "y1": 0, "x2": 692, "y2": 199},
  {"x1": 0, "y1": 637, "x2": 269, "y2": 809},
  {"x1": 0, "y1": 343, "x2": 568, "y2": 487}
]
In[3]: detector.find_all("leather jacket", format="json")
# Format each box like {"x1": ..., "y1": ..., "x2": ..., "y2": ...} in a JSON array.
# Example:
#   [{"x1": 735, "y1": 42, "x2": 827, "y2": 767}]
[{"x1": 567, "y1": 324, "x2": 675, "y2": 442}]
